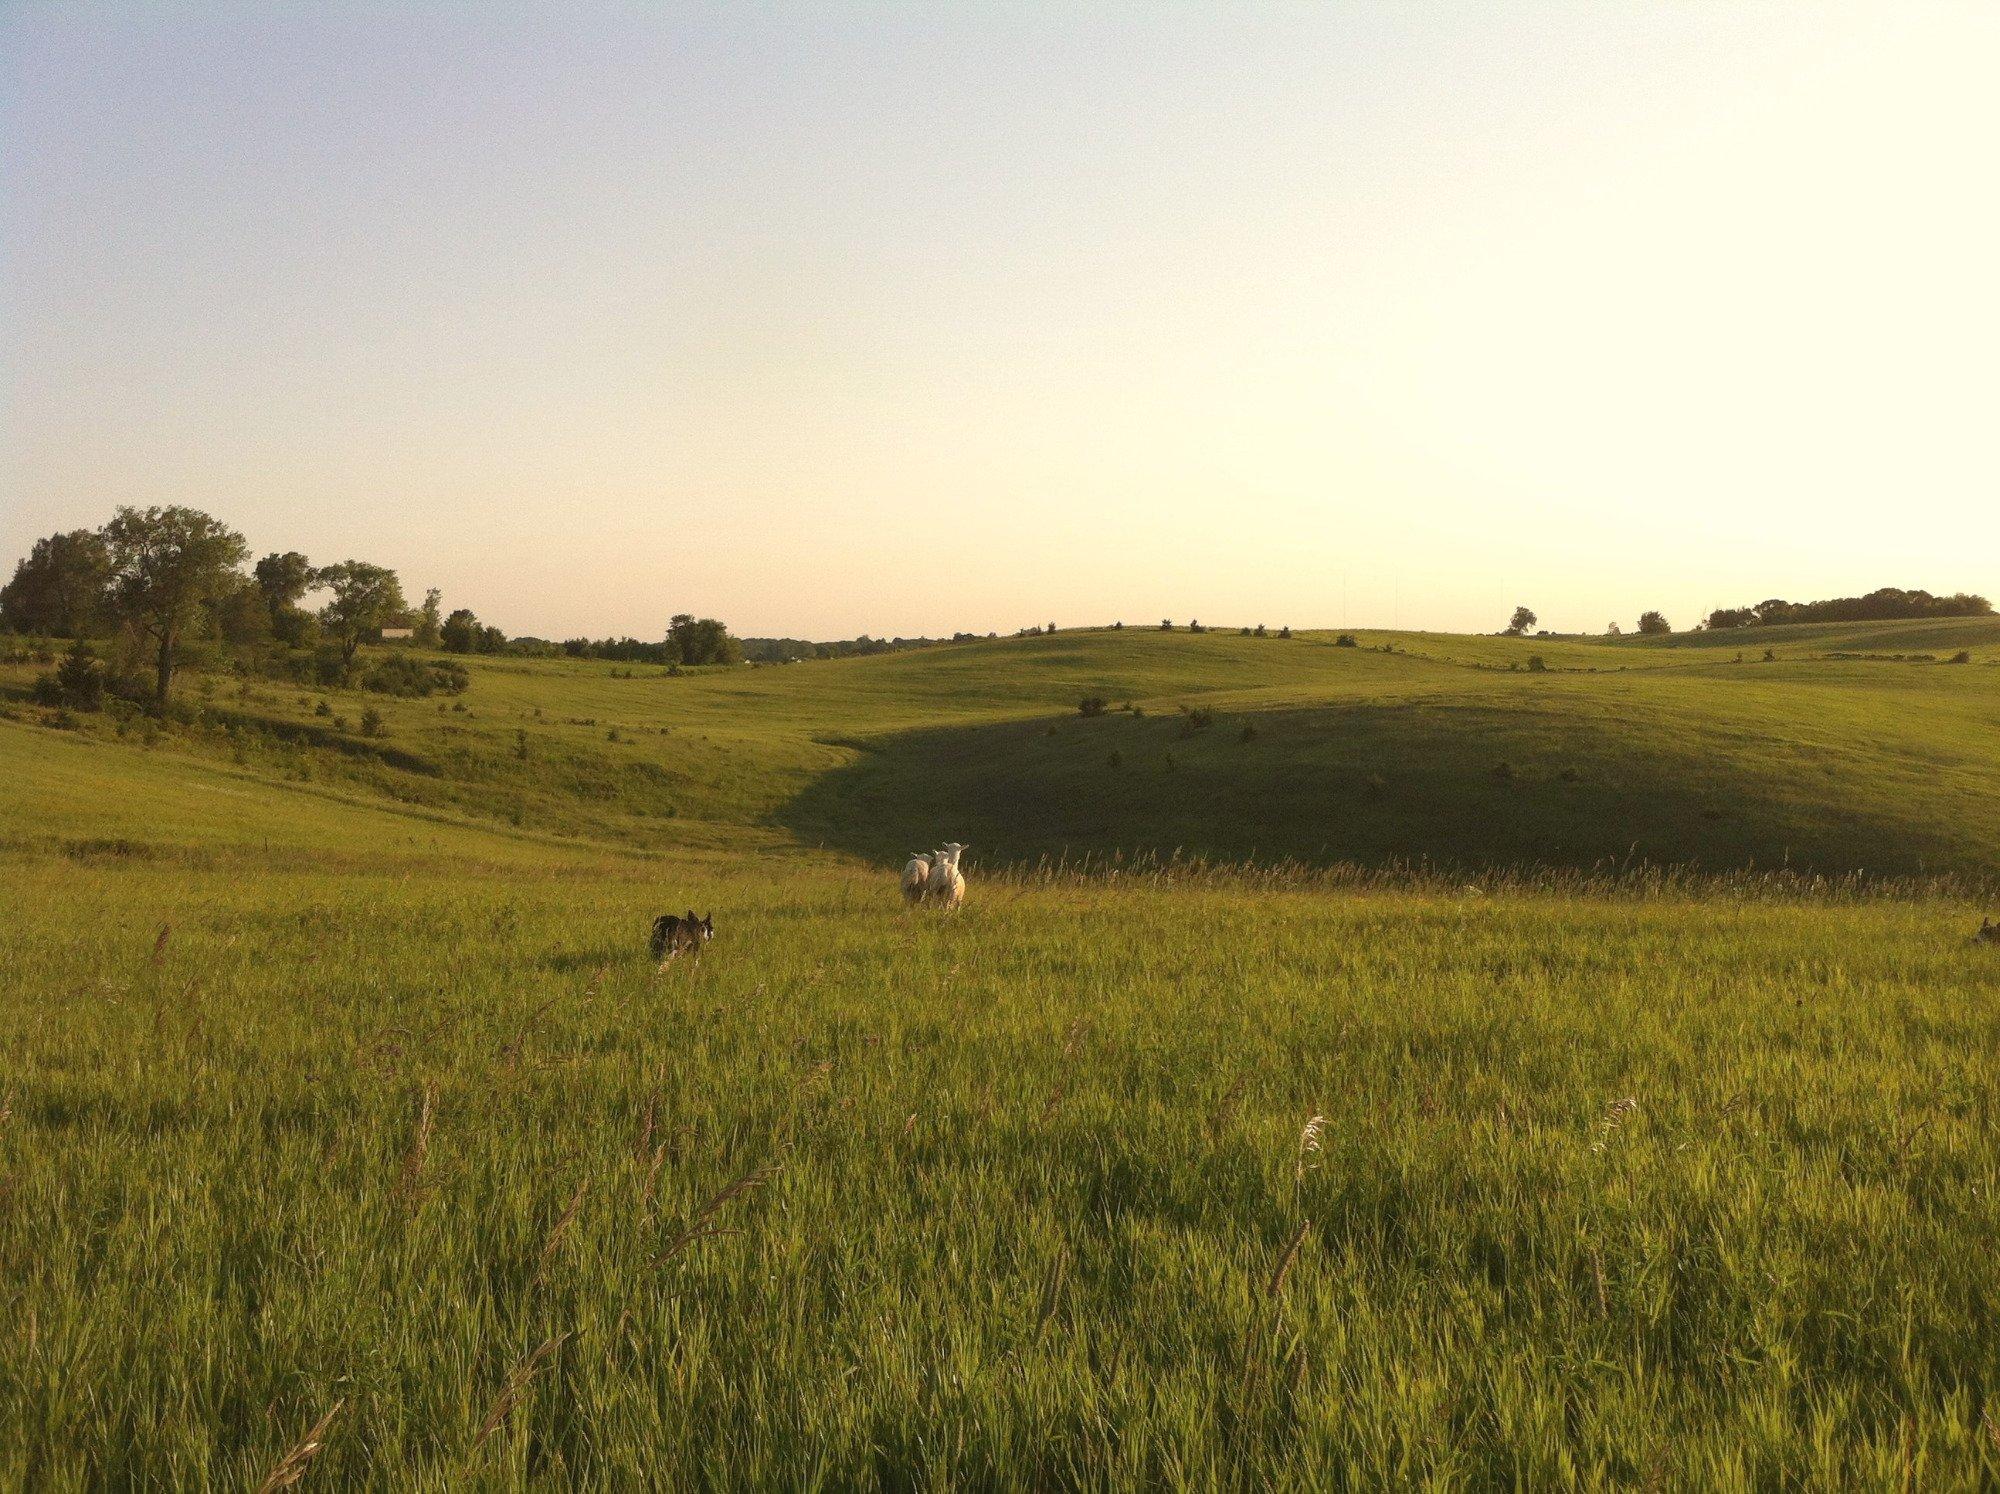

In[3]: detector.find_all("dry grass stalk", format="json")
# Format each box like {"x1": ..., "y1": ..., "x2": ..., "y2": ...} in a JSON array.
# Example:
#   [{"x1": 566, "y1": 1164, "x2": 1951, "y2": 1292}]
[
  {"x1": 532, "y1": 1177, "x2": 590, "y2": 1286},
  {"x1": 1295, "y1": 1113, "x2": 1326, "y2": 1184},
  {"x1": 150, "y1": 924, "x2": 170, "y2": 966},
  {"x1": 464, "y1": 1331, "x2": 571, "y2": 1468},
  {"x1": 255, "y1": 1398, "x2": 345, "y2": 1492},
  {"x1": 651, "y1": 1164, "x2": 780, "y2": 1267},
  {"x1": 1591, "y1": 1096, "x2": 1639, "y2": 1153},
  {"x1": 1267, "y1": 1220, "x2": 1312, "y2": 1298},
  {"x1": 390, "y1": 1081, "x2": 438, "y2": 1207},
  {"x1": 634, "y1": 1095, "x2": 659, "y2": 1167}
]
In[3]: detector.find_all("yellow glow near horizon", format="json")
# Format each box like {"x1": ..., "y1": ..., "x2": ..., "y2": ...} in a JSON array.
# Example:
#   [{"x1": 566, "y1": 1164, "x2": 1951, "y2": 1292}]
[{"x1": 2, "y1": 3, "x2": 1994, "y2": 639}]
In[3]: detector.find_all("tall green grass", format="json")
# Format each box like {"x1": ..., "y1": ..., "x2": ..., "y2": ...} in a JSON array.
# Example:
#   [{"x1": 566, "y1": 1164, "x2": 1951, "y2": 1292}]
[{"x1": 4, "y1": 837, "x2": 1999, "y2": 1486}]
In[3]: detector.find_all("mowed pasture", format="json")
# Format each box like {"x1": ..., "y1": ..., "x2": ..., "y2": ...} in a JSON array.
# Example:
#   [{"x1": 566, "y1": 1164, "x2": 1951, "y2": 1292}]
[{"x1": 3, "y1": 620, "x2": 2000, "y2": 1486}]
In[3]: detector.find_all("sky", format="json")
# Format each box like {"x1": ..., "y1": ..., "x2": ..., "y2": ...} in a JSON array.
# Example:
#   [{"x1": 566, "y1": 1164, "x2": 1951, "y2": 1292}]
[{"x1": 3, "y1": 2, "x2": 1995, "y2": 641}]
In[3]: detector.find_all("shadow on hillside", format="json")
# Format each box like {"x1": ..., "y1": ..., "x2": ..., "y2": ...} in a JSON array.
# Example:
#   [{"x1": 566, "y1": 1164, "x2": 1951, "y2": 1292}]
[{"x1": 774, "y1": 699, "x2": 1992, "y2": 881}]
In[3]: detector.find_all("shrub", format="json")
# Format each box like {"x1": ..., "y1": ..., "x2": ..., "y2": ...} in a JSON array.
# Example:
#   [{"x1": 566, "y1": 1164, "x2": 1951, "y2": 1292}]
[
  {"x1": 364, "y1": 652, "x2": 469, "y2": 698},
  {"x1": 1254, "y1": 624, "x2": 1267, "y2": 637},
  {"x1": 1949, "y1": 651, "x2": 1972, "y2": 665},
  {"x1": 1279, "y1": 626, "x2": 1291, "y2": 638},
  {"x1": 1335, "y1": 634, "x2": 1358, "y2": 648},
  {"x1": 1078, "y1": 696, "x2": 1108, "y2": 717},
  {"x1": 1527, "y1": 656, "x2": 1547, "y2": 672},
  {"x1": 1160, "y1": 620, "x2": 1173, "y2": 631},
  {"x1": 33, "y1": 641, "x2": 106, "y2": 710},
  {"x1": 314, "y1": 700, "x2": 332, "y2": 717},
  {"x1": 360, "y1": 706, "x2": 386, "y2": 738},
  {"x1": 1181, "y1": 706, "x2": 1214, "y2": 733}
]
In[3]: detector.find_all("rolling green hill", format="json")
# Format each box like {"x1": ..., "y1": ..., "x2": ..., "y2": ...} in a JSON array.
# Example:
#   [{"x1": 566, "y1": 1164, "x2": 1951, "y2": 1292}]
[{"x1": 5, "y1": 617, "x2": 1997, "y2": 880}]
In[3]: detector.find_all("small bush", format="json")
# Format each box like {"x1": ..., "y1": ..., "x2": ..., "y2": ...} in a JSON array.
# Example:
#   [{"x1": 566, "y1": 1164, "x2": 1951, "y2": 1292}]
[
  {"x1": 361, "y1": 708, "x2": 387, "y2": 737},
  {"x1": 1181, "y1": 706, "x2": 1214, "y2": 732},
  {"x1": 314, "y1": 700, "x2": 332, "y2": 717},
  {"x1": 1078, "y1": 696, "x2": 1108, "y2": 717},
  {"x1": 332, "y1": 715, "x2": 350, "y2": 733},
  {"x1": 1527, "y1": 656, "x2": 1547, "y2": 673},
  {"x1": 1335, "y1": 634, "x2": 1358, "y2": 648},
  {"x1": 1949, "y1": 651, "x2": 1972, "y2": 664}
]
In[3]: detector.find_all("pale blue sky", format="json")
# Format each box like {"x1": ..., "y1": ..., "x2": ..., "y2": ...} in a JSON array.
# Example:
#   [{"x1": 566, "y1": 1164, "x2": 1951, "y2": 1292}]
[{"x1": 4, "y1": 3, "x2": 1994, "y2": 639}]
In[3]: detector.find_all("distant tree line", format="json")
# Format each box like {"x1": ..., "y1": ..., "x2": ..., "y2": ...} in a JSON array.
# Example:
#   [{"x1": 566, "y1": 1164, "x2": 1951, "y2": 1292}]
[
  {"x1": 559, "y1": 615, "x2": 741, "y2": 666},
  {"x1": 1703, "y1": 589, "x2": 1991, "y2": 631},
  {"x1": 741, "y1": 633, "x2": 988, "y2": 663},
  {"x1": 2, "y1": 507, "x2": 750, "y2": 709}
]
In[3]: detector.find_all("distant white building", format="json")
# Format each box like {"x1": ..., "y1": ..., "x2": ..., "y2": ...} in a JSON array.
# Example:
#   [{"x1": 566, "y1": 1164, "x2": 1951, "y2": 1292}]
[{"x1": 379, "y1": 627, "x2": 415, "y2": 641}]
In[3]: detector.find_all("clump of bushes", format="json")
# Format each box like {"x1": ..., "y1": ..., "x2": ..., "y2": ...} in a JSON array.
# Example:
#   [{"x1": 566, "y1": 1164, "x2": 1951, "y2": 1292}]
[
  {"x1": 364, "y1": 653, "x2": 469, "y2": 697},
  {"x1": 1335, "y1": 634, "x2": 1358, "y2": 648},
  {"x1": 1078, "y1": 696, "x2": 1108, "y2": 717}
]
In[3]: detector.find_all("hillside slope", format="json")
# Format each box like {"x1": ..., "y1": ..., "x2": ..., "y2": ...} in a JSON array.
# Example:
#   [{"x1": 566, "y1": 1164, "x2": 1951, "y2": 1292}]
[{"x1": 5, "y1": 620, "x2": 1996, "y2": 879}]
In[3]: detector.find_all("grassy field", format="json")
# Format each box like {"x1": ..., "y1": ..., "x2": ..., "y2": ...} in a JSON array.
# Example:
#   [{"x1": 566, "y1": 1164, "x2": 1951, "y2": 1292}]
[{"x1": 4, "y1": 620, "x2": 2000, "y2": 1486}]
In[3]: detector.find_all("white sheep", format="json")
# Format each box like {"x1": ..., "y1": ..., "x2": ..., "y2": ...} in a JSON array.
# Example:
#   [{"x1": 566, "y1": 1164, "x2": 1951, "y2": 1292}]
[
  {"x1": 900, "y1": 852, "x2": 933, "y2": 905},
  {"x1": 927, "y1": 842, "x2": 967, "y2": 908}
]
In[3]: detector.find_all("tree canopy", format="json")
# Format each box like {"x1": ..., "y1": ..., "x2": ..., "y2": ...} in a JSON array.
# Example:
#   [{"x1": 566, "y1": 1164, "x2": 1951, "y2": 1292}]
[{"x1": 101, "y1": 506, "x2": 250, "y2": 705}]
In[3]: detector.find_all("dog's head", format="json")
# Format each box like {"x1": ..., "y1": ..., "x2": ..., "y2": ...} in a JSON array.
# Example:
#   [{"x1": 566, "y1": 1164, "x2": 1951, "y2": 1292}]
[{"x1": 688, "y1": 910, "x2": 714, "y2": 942}]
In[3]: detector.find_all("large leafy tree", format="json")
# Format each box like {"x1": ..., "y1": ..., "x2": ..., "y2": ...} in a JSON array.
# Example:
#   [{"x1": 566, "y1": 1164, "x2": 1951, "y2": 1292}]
[
  {"x1": 1508, "y1": 606, "x2": 1538, "y2": 636},
  {"x1": 440, "y1": 607, "x2": 481, "y2": 653},
  {"x1": 667, "y1": 613, "x2": 741, "y2": 666},
  {"x1": 252, "y1": 551, "x2": 317, "y2": 630},
  {"x1": 0, "y1": 529, "x2": 113, "y2": 637},
  {"x1": 316, "y1": 561, "x2": 408, "y2": 668},
  {"x1": 1637, "y1": 610, "x2": 1672, "y2": 635},
  {"x1": 101, "y1": 506, "x2": 249, "y2": 706},
  {"x1": 414, "y1": 588, "x2": 443, "y2": 648}
]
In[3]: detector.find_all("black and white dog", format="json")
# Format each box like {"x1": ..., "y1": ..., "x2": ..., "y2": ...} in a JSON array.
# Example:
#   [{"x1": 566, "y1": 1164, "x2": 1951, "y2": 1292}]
[{"x1": 650, "y1": 909, "x2": 714, "y2": 962}]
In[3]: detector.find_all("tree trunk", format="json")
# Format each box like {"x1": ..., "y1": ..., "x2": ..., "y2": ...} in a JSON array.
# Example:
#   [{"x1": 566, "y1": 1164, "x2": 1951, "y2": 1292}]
[{"x1": 154, "y1": 628, "x2": 175, "y2": 708}]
